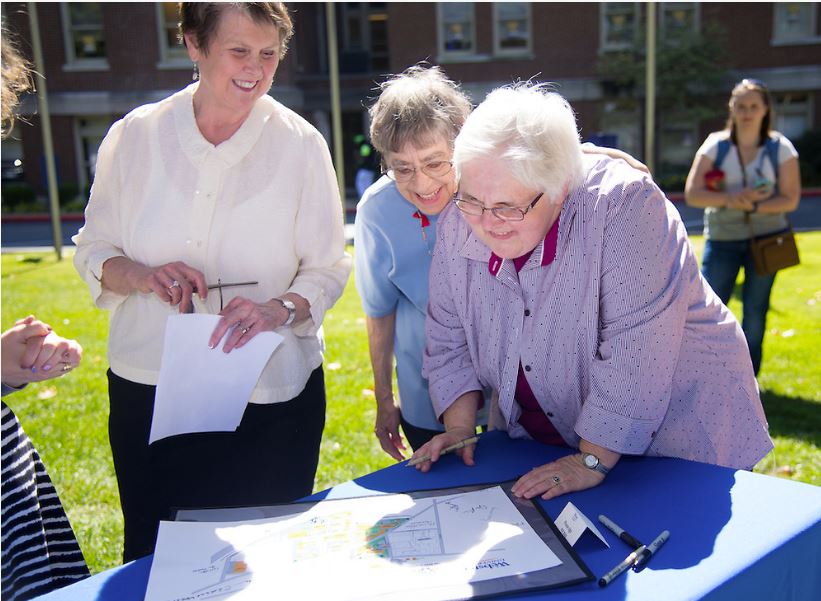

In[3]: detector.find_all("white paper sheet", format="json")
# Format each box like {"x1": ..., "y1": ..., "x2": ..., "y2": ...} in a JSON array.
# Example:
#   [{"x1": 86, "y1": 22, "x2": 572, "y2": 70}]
[
  {"x1": 149, "y1": 314, "x2": 282, "y2": 443},
  {"x1": 145, "y1": 486, "x2": 563, "y2": 601}
]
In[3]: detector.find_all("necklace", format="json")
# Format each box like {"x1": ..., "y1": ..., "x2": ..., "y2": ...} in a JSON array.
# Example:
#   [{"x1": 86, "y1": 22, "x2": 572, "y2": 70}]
[{"x1": 412, "y1": 211, "x2": 433, "y2": 257}]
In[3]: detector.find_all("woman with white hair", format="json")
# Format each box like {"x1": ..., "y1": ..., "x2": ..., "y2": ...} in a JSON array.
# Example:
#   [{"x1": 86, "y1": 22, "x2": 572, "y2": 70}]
[{"x1": 413, "y1": 83, "x2": 773, "y2": 500}]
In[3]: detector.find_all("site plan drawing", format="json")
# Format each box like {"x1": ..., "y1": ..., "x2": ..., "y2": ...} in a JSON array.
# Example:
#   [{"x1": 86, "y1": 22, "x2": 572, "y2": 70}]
[{"x1": 145, "y1": 484, "x2": 587, "y2": 601}]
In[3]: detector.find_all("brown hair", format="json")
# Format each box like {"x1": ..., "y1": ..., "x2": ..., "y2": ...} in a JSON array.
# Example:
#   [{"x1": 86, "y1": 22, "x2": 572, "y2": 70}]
[
  {"x1": 1, "y1": 30, "x2": 33, "y2": 138},
  {"x1": 179, "y1": 2, "x2": 293, "y2": 59},
  {"x1": 726, "y1": 78, "x2": 774, "y2": 147},
  {"x1": 368, "y1": 64, "x2": 472, "y2": 158}
]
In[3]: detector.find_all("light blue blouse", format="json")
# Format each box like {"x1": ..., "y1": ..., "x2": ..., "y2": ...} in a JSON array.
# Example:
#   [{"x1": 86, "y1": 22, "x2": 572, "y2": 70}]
[{"x1": 354, "y1": 177, "x2": 443, "y2": 430}]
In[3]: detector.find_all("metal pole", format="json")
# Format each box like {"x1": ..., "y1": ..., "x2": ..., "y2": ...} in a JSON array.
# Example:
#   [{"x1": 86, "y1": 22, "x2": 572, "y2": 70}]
[
  {"x1": 325, "y1": 2, "x2": 346, "y2": 207},
  {"x1": 27, "y1": 2, "x2": 63, "y2": 260},
  {"x1": 644, "y1": 2, "x2": 656, "y2": 174}
]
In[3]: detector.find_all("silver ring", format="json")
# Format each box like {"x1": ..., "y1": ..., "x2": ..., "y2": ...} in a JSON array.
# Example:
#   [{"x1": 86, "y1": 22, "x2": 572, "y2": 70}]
[
  {"x1": 168, "y1": 280, "x2": 180, "y2": 290},
  {"x1": 552, "y1": 475, "x2": 561, "y2": 485},
  {"x1": 241, "y1": 327, "x2": 249, "y2": 335}
]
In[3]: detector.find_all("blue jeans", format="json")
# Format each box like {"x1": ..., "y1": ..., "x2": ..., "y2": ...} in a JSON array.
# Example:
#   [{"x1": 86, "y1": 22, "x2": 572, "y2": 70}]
[{"x1": 702, "y1": 238, "x2": 776, "y2": 375}]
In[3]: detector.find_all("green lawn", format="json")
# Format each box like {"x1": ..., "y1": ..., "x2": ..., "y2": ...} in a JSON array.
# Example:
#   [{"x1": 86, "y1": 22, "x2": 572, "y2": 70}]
[{"x1": 2, "y1": 233, "x2": 819, "y2": 573}]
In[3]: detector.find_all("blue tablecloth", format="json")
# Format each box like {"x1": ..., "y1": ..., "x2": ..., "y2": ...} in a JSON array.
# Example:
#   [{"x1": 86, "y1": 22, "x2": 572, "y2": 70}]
[{"x1": 39, "y1": 431, "x2": 821, "y2": 600}]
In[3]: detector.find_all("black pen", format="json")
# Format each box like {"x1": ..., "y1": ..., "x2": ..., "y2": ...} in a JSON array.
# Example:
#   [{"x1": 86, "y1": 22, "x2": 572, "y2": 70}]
[
  {"x1": 599, "y1": 544, "x2": 647, "y2": 587},
  {"x1": 632, "y1": 530, "x2": 670, "y2": 572},
  {"x1": 598, "y1": 514, "x2": 643, "y2": 549}
]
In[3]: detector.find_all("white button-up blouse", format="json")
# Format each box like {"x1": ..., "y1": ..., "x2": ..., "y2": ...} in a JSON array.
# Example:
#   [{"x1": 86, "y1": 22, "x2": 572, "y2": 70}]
[{"x1": 73, "y1": 83, "x2": 352, "y2": 404}]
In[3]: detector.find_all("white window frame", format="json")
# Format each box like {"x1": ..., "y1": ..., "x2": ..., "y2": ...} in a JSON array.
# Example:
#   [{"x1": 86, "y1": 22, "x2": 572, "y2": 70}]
[
  {"x1": 72, "y1": 115, "x2": 112, "y2": 193},
  {"x1": 773, "y1": 92, "x2": 814, "y2": 141},
  {"x1": 599, "y1": 2, "x2": 639, "y2": 53},
  {"x1": 493, "y1": 3, "x2": 532, "y2": 57},
  {"x1": 659, "y1": 2, "x2": 700, "y2": 40},
  {"x1": 772, "y1": 3, "x2": 821, "y2": 46},
  {"x1": 658, "y1": 121, "x2": 699, "y2": 169},
  {"x1": 156, "y1": 2, "x2": 191, "y2": 69},
  {"x1": 60, "y1": 3, "x2": 109, "y2": 72},
  {"x1": 437, "y1": 3, "x2": 477, "y2": 61}
]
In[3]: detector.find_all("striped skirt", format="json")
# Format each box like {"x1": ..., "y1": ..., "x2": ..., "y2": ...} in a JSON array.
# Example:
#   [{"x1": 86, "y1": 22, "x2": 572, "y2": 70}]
[{"x1": 1, "y1": 401, "x2": 89, "y2": 600}]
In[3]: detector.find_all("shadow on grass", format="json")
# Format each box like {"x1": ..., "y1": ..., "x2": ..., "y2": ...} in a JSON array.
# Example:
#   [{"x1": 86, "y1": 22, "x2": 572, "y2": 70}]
[
  {"x1": 1, "y1": 256, "x2": 60, "y2": 279},
  {"x1": 760, "y1": 390, "x2": 821, "y2": 446}
]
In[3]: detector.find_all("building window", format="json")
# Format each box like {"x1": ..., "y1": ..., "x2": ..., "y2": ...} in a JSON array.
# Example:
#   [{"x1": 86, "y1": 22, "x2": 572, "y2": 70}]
[
  {"x1": 61, "y1": 3, "x2": 108, "y2": 69},
  {"x1": 774, "y1": 92, "x2": 812, "y2": 141},
  {"x1": 772, "y1": 3, "x2": 818, "y2": 44},
  {"x1": 1, "y1": 138, "x2": 25, "y2": 184},
  {"x1": 156, "y1": 2, "x2": 189, "y2": 66},
  {"x1": 659, "y1": 122, "x2": 698, "y2": 169},
  {"x1": 494, "y1": 3, "x2": 531, "y2": 56},
  {"x1": 439, "y1": 3, "x2": 475, "y2": 56},
  {"x1": 660, "y1": 3, "x2": 699, "y2": 41},
  {"x1": 600, "y1": 3, "x2": 637, "y2": 51},
  {"x1": 339, "y1": 3, "x2": 389, "y2": 73},
  {"x1": 73, "y1": 116, "x2": 112, "y2": 193}
]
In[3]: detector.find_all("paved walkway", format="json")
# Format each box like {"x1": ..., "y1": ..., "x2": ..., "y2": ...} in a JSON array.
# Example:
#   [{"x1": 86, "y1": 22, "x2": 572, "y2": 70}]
[{"x1": 3, "y1": 193, "x2": 820, "y2": 252}]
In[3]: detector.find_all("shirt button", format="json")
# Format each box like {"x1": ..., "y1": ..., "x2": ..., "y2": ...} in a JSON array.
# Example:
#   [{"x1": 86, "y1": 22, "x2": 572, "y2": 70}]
[
  {"x1": 524, "y1": 365, "x2": 531, "y2": 372},
  {"x1": 524, "y1": 309, "x2": 531, "y2": 317}
]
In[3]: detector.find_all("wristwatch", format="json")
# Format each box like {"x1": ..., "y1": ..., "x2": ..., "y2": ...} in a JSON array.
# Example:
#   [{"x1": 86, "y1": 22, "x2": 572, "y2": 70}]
[
  {"x1": 582, "y1": 453, "x2": 610, "y2": 476},
  {"x1": 275, "y1": 298, "x2": 296, "y2": 326}
]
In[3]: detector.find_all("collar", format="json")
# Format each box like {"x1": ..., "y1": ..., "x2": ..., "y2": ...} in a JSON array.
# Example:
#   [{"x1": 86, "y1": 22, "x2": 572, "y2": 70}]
[
  {"x1": 173, "y1": 82, "x2": 273, "y2": 168},
  {"x1": 487, "y1": 215, "x2": 561, "y2": 277},
  {"x1": 412, "y1": 211, "x2": 431, "y2": 227}
]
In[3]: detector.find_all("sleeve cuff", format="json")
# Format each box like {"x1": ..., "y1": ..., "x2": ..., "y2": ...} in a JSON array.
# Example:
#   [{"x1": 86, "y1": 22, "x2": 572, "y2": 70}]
[
  {"x1": 575, "y1": 404, "x2": 660, "y2": 455},
  {"x1": 2, "y1": 382, "x2": 27, "y2": 397},
  {"x1": 287, "y1": 282, "x2": 323, "y2": 337},
  {"x1": 86, "y1": 250, "x2": 128, "y2": 311}
]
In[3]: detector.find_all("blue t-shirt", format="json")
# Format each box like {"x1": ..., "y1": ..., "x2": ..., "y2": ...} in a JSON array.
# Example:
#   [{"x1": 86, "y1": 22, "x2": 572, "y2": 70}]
[{"x1": 354, "y1": 176, "x2": 443, "y2": 430}]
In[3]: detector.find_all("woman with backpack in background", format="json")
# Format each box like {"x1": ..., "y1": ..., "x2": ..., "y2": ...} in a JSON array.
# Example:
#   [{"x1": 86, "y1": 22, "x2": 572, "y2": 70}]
[{"x1": 685, "y1": 78, "x2": 801, "y2": 375}]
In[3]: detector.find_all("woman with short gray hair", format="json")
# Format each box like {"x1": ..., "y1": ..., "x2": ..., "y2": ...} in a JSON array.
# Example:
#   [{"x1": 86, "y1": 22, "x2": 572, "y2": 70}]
[
  {"x1": 414, "y1": 83, "x2": 773, "y2": 500},
  {"x1": 355, "y1": 65, "x2": 481, "y2": 458}
]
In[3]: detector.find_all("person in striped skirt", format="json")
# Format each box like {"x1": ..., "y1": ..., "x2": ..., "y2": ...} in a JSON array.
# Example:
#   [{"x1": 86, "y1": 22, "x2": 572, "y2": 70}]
[{"x1": 2, "y1": 317, "x2": 89, "y2": 600}]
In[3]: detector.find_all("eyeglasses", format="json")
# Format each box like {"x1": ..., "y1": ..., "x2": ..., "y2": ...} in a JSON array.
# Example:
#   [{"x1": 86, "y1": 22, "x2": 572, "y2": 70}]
[
  {"x1": 739, "y1": 78, "x2": 767, "y2": 90},
  {"x1": 453, "y1": 192, "x2": 544, "y2": 222},
  {"x1": 384, "y1": 160, "x2": 453, "y2": 183}
]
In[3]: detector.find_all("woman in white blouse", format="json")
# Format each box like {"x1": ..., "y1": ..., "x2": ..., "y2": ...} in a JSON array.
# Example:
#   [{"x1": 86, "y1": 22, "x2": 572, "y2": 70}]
[{"x1": 73, "y1": 2, "x2": 350, "y2": 561}]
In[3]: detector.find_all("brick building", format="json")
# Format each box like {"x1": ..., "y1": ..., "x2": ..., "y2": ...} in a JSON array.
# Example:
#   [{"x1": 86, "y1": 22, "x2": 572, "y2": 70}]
[{"x1": 2, "y1": 2, "x2": 819, "y2": 206}]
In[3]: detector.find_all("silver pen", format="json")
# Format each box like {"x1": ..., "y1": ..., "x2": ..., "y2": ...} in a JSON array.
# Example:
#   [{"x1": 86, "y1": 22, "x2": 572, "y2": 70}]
[
  {"x1": 632, "y1": 530, "x2": 670, "y2": 572},
  {"x1": 599, "y1": 544, "x2": 647, "y2": 587}
]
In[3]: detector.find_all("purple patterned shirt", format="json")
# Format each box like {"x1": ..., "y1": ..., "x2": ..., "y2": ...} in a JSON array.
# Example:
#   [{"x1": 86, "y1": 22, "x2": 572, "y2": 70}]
[{"x1": 423, "y1": 155, "x2": 773, "y2": 470}]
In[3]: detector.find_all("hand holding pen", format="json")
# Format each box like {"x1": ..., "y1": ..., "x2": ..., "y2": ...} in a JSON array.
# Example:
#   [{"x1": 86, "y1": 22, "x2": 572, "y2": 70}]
[{"x1": 407, "y1": 432, "x2": 480, "y2": 469}]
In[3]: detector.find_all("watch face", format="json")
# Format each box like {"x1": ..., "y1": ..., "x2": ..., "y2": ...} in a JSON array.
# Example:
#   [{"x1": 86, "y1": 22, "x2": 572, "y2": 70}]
[{"x1": 584, "y1": 454, "x2": 598, "y2": 468}]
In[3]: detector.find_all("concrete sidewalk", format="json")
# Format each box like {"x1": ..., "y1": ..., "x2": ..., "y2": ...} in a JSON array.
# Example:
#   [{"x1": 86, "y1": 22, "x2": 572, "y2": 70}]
[{"x1": 3, "y1": 192, "x2": 820, "y2": 252}]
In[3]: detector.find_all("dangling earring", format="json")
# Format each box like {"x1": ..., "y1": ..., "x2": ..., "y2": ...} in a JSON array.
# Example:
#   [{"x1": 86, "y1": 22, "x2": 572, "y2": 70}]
[{"x1": 192, "y1": 63, "x2": 199, "y2": 82}]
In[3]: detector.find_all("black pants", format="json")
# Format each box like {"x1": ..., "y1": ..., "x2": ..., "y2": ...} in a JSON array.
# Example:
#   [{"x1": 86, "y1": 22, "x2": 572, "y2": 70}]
[{"x1": 107, "y1": 366, "x2": 326, "y2": 562}]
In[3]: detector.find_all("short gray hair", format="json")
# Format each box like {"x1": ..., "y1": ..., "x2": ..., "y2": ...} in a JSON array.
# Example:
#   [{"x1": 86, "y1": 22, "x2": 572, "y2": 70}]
[
  {"x1": 453, "y1": 83, "x2": 584, "y2": 203},
  {"x1": 369, "y1": 64, "x2": 472, "y2": 157}
]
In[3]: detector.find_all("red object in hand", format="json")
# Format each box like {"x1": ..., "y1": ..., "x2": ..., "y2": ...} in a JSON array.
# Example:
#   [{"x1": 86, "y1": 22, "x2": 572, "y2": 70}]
[{"x1": 705, "y1": 169, "x2": 725, "y2": 191}]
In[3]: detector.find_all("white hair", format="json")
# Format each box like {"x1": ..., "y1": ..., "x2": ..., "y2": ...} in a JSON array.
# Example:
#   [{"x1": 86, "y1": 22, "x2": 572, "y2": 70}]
[{"x1": 453, "y1": 83, "x2": 585, "y2": 203}]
